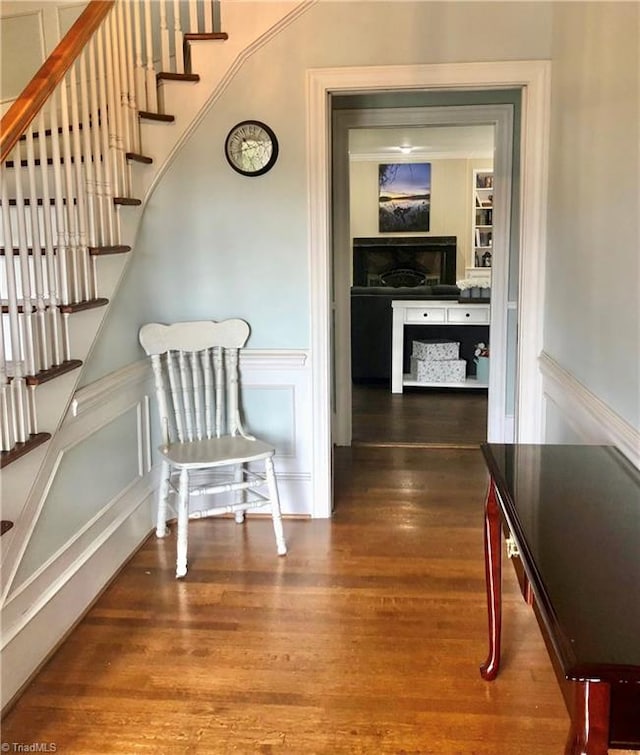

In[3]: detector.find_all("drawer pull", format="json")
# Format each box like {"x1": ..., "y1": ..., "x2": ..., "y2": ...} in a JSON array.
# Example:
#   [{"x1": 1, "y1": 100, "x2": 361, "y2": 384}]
[
  {"x1": 423, "y1": 313, "x2": 429, "y2": 318},
  {"x1": 465, "y1": 312, "x2": 470, "y2": 318}
]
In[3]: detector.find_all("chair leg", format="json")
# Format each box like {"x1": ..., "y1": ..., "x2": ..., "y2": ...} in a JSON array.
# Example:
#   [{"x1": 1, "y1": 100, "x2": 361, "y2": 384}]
[
  {"x1": 175, "y1": 467, "x2": 189, "y2": 578},
  {"x1": 156, "y1": 460, "x2": 171, "y2": 537},
  {"x1": 234, "y1": 462, "x2": 245, "y2": 523},
  {"x1": 265, "y1": 456, "x2": 287, "y2": 556}
]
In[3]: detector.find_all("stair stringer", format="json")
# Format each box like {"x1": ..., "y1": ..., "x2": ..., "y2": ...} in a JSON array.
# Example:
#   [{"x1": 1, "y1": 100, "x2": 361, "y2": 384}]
[{"x1": 0, "y1": 0, "x2": 316, "y2": 711}]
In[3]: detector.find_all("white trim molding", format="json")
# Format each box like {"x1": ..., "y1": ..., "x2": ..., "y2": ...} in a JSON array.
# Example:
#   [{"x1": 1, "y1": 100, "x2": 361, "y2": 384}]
[
  {"x1": 307, "y1": 60, "x2": 552, "y2": 518},
  {"x1": 540, "y1": 351, "x2": 640, "y2": 469}
]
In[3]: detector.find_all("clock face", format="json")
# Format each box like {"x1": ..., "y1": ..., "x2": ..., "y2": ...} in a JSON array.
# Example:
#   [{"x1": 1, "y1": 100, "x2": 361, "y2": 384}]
[{"x1": 224, "y1": 120, "x2": 279, "y2": 176}]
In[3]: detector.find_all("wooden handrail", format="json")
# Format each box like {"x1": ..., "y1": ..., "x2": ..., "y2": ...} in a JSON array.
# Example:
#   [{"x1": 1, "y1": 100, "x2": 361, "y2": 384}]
[{"x1": 0, "y1": 0, "x2": 114, "y2": 162}]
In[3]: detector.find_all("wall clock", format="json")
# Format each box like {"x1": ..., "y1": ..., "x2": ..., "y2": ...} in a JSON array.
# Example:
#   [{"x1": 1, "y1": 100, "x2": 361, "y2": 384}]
[{"x1": 224, "y1": 120, "x2": 279, "y2": 176}]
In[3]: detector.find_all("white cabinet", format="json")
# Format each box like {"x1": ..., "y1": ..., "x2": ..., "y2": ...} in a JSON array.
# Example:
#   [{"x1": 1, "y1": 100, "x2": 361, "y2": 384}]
[
  {"x1": 473, "y1": 169, "x2": 493, "y2": 270},
  {"x1": 391, "y1": 300, "x2": 491, "y2": 393}
]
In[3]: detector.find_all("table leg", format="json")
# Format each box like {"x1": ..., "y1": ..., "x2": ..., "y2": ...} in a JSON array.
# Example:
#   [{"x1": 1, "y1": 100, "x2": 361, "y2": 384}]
[
  {"x1": 564, "y1": 680, "x2": 610, "y2": 755},
  {"x1": 480, "y1": 479, "x2": 502, "y2": 681}
]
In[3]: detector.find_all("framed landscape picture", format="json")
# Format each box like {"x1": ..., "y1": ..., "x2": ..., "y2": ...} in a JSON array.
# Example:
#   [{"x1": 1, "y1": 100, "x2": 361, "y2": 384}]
[{"x1": 378, "y1": 162, "x2": 431, "y2": 232}]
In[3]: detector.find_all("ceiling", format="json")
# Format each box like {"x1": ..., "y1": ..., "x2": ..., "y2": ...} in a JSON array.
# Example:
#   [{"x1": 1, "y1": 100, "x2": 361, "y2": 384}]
[{"x1": 348, "y1": 124, "x2": 494, "y2": 161}]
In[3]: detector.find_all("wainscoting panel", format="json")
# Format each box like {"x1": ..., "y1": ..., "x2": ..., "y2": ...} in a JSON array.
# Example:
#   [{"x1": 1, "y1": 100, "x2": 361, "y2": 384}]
[{"x1": 540, "y1": 351, "x2": 640, "y2": 468}]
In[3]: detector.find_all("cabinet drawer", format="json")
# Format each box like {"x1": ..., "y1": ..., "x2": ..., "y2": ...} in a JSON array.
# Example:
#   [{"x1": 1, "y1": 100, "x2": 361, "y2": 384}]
[
  {"x1": 405, "y1": 307, "x2": 446, "y2": 323},
  {"x1": 447, "y1": 306, "x2": 490, "y2": 324}
]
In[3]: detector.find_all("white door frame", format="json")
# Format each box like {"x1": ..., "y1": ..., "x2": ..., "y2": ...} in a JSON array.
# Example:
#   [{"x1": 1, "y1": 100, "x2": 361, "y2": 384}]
[
  {"x1": 332, "y1": 104, "x2": 514, "y2": 447},
  {"x1": 306, "y1": 61, "x2": 551, "y2": 519}
]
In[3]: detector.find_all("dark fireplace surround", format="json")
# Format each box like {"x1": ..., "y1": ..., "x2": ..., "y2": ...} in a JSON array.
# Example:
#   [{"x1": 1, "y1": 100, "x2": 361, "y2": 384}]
[
  {"x1": 350, "y1": 235, "x2": 464, "y2": 382},
  {"x1": 353, "y1": 235, "x2": 457, "y2": 287}
]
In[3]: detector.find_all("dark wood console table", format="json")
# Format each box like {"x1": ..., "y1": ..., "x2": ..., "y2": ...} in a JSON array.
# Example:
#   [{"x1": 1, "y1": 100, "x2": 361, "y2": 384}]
[{"x1": 480, "y1": 443, "x2": 640, "y2": 754}]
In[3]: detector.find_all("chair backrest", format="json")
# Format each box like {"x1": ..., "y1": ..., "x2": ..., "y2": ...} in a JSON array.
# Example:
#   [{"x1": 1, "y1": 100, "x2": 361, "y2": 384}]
[{"x1": 139, "y1": 319, "x2": 251, "y2": 445}]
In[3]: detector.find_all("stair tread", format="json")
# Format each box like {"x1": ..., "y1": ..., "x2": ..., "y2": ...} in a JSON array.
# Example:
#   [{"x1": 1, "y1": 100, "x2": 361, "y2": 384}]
[
  {"x1": 88, "y1": 245, "x2": 132, "y2": 255},
  {"x1": 1, "y1": 245, "x2": 131, "y2": 255},
  {"x1": 184, "y1": 32, "x2": 229, "y2": 41},
  {"x1": 25, "y1": 358, "x2": 83, "y2": 386},
  {"x1": 1, "y1": 520, "x2": 14, "y2": 535},
  {"x1": 59, "y1": 298, "x2": 109, "y2": 314},
  {"x1": 138, "y1": 111, "x2": 175, "y2": 123},
  {"x1": 126, "y1": 152, "x2": 153, "y2": 164},
  {"x1": 113, "y1": 197, "x2": 142, "y2": 206},
  {"x1": 0, "y1": 433, "x2": 51, "y2": 469},
  {"x1": 157, "y1": 72, "x2": 200, "y2": 82}
]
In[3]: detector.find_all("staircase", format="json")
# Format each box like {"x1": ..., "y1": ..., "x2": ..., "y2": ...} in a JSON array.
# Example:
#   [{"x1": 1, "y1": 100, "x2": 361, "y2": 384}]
[{"x1": 0, "y1": 0, "x2": 313, "y2": 710}]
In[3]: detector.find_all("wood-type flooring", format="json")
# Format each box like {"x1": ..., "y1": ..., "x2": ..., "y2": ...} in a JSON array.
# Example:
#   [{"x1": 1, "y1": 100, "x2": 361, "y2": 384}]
[
  {"x1": 2, "y1": 436, "x2": 586, "y2": 753},
  {"x1": 351, "y1": 384, "x2": 487, "y2": 447}
]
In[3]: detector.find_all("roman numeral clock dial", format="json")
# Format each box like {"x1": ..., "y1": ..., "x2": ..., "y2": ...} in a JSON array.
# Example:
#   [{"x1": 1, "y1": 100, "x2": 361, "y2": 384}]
[{"x1": 224, "y1": 120, "x2": 279, "y2": 176}]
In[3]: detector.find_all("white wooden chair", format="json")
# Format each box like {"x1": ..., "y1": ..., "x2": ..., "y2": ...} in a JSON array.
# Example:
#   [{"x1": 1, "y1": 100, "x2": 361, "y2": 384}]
[{"x1": 139, "y1": 319, "x2": 287, "y2": 578}]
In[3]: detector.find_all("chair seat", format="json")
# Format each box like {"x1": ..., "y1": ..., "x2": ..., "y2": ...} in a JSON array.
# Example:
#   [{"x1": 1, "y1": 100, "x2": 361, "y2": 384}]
[{"x1": 159, "y1": 435, "x2": 275, "y2": 469}]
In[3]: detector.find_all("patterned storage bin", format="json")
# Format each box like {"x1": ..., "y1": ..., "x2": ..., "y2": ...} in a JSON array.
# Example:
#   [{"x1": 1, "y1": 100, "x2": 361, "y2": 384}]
[
  {"x1": 412, "y1": 339, "x2": 460, "y2": 361},
  {"x1": 410, "y1": 357, "x2": 467, "y2": 383}
]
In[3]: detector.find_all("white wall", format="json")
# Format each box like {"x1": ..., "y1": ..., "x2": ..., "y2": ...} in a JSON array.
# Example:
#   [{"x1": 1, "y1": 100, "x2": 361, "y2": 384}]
[
  {"x1": 83, "y1": 0, "x2": 552, "y2": 382},
  {"x1": 543, "y1": 1, "x2": 639, "y2": 441},
  {"x1": 0, "y1": 1, "x2": 85, "y2": 114}
]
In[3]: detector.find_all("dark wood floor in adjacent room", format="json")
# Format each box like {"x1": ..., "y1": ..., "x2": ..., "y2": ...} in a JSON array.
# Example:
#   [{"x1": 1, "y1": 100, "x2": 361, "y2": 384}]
[
  {"x1": 1, "y1": 445, "x2": 575, "y2": 753},
  {"x1": 351, "y1": 382, "x2": 488, "y2": 447}
]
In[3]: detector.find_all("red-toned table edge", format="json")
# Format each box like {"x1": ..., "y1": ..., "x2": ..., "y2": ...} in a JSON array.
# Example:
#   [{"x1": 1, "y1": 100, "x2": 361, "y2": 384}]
[{"x1": 479, "y1": 477, "x2": 612, "y2": 755}]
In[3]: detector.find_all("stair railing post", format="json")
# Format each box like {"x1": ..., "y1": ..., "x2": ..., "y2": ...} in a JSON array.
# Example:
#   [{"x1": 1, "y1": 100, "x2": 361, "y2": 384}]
[
  {"x1": 160, "y1": 0, "x2": 171, "y2": 73},
  {"x1": 1, "y1": 181, "x2": 28, "y2": 444},
  {"x1": 69, "y1": 61, "x2": 92, "y2": 304},
  {"x1": 59, "y1": 72, "x2": 81, "y2": 305},
  {"x1": 143, "y1": 0, "x2": 158, "y2": 113},
  {"x1": 36, "y1": 108, "x2": 62, "y2": 367},
  {"x1": 124, "y1": 0, "x2": 140, "y2": 156},
  {"x1": 173, "y1": 0, "x2": 185, "y2": 74},
  {"x1": 25, "y1": 129, "x2": 48, "y2": 373},
  {"x1": 49, "y1": 90, "x2": 71, "y2": 318},
  {"x1": 96, "y1": 24, "x2": 117, "y2": 246}
]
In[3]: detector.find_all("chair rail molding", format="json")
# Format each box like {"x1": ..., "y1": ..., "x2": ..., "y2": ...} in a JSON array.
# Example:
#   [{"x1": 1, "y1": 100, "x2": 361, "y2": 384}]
[
  {"x1": 539, "y1": 351, "x2": 640, "y2": 468},
  {"x1": 307, "y1": 60, "x2": 552, "y2": 518}
]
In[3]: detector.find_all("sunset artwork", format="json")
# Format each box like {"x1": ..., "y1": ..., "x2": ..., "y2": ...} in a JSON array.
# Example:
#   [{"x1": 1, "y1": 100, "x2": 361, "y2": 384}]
[{"x1": 378, "y1": 162, "x2": 431, "y2": 232}]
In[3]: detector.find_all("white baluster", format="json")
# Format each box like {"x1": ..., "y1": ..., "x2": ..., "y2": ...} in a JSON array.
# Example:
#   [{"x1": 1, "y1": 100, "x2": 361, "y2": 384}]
[
  {"x1": 59, "y1": 72, "x2": 81, "y2": 305},
  {"x1": 189, "y1": 0, "x2": 199, "y2": 33},
  {"x1": 25, "y1": 129, "x2": 48, "y2": 373},
  {"x1": 79, "y1": 47, "x2": 97, "y2": 251},
  {"x1": 143, "y1": 0, "x2": 158, "y2": 113},
  {"x1": 115, "y1": 1, "x2": 131, "y2": 197},
  {"x1": 87, "y1": 37, "x2": 106, "y2": 247},
  {"x1": 123, "y1": 0, "x2": 140, "y2": 154},
  {"x1": 36, "y1": 109, "x2": 62, "y2": 367},
  {"x1": 69, "y1": 61, "x2": 91, "y2": 302},
  {"x1": 160, "y1": 1, "x2": 170, "y2": 73},
  {"x1": 173, "y1": 0, "x2": 184, "y2": 74},
  {"x1": 12, "y1": 139, "x2": 37, "y2": 378},
  {"x1": 104, "y1": 13, "x2": 122, "y2": 199},
  {"x1": 1, "y1": 179, "x2": 27, "y2": 442},
  {"x1": 205, "y1": 0, "x2": 214, "y2": 33},
  {"x1": 49, "y1": 90, "x2": 70, "y2": 315},
  {"x1": 133, "y1": 0, "x2": 146, "y2": 115},
  {"x1": 96, "y1": 25, "x2": 116, "y2": 245}
]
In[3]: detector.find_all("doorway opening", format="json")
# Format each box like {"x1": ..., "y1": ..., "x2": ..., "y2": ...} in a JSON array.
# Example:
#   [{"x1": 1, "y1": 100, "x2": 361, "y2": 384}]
[
  {"x1": 331, "y1": 100, "x2": 517, "y2": 451},
  {"x1": 342, "y1": 120, "x2": 497, "y2": 446}
]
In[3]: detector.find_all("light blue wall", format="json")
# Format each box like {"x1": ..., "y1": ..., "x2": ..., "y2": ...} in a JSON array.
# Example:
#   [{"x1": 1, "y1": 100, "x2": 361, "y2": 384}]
[
  {"x1": 81, "y1": 1, "x2": 552, "y2": 385},
  {"x1": 545, "y1": 2, "x2": 639, "y2": 428}
]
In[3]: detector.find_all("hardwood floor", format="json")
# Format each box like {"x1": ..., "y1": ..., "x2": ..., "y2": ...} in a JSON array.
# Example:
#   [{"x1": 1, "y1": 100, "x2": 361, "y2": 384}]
[
  {"x1": 352, "y1": 383, "x2": 487, "y2": 447},
  {"x1": 1, "y1": 445, "x2": 576, "y2": 754}
]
